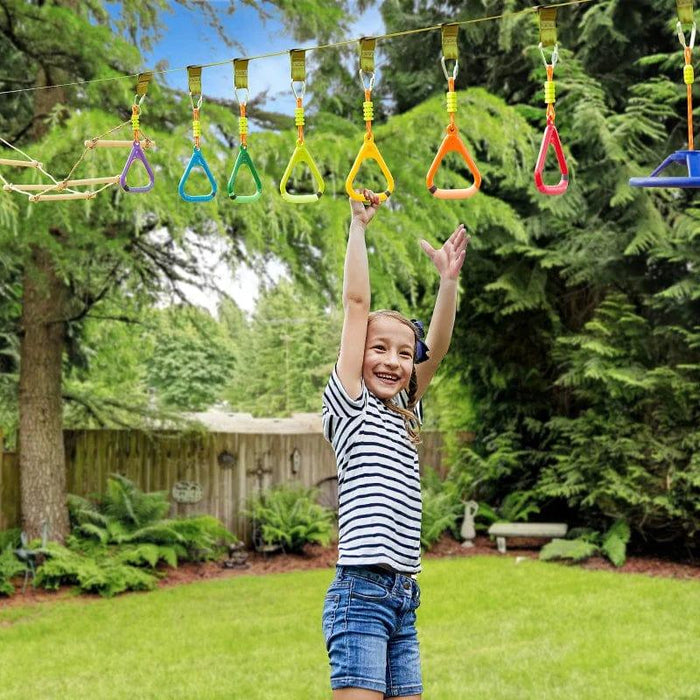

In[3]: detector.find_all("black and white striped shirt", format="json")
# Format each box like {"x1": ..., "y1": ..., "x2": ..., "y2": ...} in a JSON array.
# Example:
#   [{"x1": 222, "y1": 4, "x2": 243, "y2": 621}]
[{"x1": 322, "y1": 367, "x2": 423, "y2": 574}]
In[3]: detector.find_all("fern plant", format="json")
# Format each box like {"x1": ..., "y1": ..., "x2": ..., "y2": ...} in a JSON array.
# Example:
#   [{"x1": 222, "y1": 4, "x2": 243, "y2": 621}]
[
  {"x1": 420, "y1": 489, "x2": 463, "y2": 551},
  {"x1": 540, "y1": 519, "x2": 631, "y2": 567},
  {"x1": 247, "y1": 484, "x2": 333, "y2": 554},
  {"x1": 0, "y1": 546, "x2": 26, "y2": 597},
  {"x1": 68, "y1": 475, "x2": 237, "y2": 563},
  {"x1": 35, "y1": 542, "x2": 157, "y2": 597}
]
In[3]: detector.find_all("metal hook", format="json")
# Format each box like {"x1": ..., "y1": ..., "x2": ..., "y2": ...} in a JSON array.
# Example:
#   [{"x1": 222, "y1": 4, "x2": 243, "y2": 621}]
[
  {"x1": 441, "y1": 56, "x2": 459, "y2": 81},
  {"x1": 538, "y1": 42, "x2": 559, "y2": 69},
  {"x1": 133, "y1": 93, "x2": 147, "y2": 108},
  {"x1": 677, "y1": 20, "x2": 697, "y2": 50},
  {"x1": 189, "y1": 92, "x2": 203, "y2": 110},
  {"x1": 359, "y1": 69, "x2": 375, "y2": 92},
  {"x1": 235, "y1": 87, "x2": 249, "y2": 106},
  {"x1": 291, "y1": 80, "x2": 306, "y2": 100}
]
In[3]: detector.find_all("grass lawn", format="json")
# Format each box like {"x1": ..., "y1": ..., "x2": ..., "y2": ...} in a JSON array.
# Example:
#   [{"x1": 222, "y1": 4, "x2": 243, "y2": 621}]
[{"x1": 0, "y1": 556, "x2": 698, "y2": 699}]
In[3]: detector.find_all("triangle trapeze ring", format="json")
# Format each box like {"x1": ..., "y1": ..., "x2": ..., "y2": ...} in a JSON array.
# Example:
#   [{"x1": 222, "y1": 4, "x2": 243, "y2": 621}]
[
  {"x1": 345, "y1": 134, "x2": 395, "y2": 203},
  {"x1": 227, "y1": 145, "x2": 263, "y2": 203},
  {"x1": 120, "y1": 140, "x2": 155, "y2": 193},
  {"x1": 279, "y1": 141, "x2": 325, "y2": 204},
  {"x1": 426, "y1": 126, "x2": 481, "y2": 200},
  {"x1": 629, "y1": 150, "x2": 700, "y2": 188},
  {"x1": 534, "y1": 123, "x2": 569, "y2": 196},
  {"x1": 178, "y1": 147, "x2": 218, "y2": 202}
]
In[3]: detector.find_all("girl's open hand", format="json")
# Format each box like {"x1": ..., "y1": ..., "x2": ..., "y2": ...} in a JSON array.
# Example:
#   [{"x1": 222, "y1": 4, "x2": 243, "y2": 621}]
[
  {"x1": 350, "y1": 189, "x2": 381, "y2": 227},
  {"x1": 420, "y1": 224, "x2": 470, "y2": 280}
]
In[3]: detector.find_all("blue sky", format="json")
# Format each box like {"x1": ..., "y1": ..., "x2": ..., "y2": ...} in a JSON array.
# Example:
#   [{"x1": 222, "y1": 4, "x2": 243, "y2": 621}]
[{"x1": 142, "y1": 3, "x2": 386, "y2": 112}]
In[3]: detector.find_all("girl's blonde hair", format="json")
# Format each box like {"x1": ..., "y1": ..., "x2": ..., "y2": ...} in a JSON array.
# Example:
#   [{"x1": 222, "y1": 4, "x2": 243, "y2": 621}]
[{"x1": 367, "y1": 310, "x2": 422, "y2": 445}]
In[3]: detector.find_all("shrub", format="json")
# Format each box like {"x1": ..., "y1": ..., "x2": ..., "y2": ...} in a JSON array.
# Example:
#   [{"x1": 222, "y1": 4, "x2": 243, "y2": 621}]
[
  {"x1": 474, "y1": 490, "x2": 542, "y2": 533},
  {"x1": 421, "y1": 488, "x2": 462, "y2": 550},
  {"x1": 68, "y1": 474, "x2": 237, "y2": 562},
  {"x1": 540, "y1": 519, "x2": 631, "y2": 568},
  {"x1": 35, "y1": 542, "x2": 157, "y2": 597},
  {"x1": 0, "y1": 545, "x2": 26, "y2": 597},
  {"x1": 0, "y1": 528, "x2": 21, "y2": 551},
  {"x1": 247, "y1": 484, "x2": 334, "y2": 554},
  {"x1": 29, "y1": 475, "x2": 239, "y2": 597}
]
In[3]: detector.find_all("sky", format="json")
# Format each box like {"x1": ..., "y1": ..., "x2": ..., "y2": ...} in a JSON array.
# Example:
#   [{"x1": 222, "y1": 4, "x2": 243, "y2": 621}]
[{"x1": 137, "y1": 3, "x2": 385, "y2": 314}]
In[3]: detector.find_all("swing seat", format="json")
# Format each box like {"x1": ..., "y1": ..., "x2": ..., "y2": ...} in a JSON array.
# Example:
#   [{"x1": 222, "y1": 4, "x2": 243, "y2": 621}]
[{"x1": 629, "y1": 150, "x2": 700, "y2": 188}]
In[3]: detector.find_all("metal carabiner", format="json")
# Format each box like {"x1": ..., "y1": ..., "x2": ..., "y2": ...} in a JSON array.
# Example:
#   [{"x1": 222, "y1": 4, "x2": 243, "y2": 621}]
[
  {"x1": 441, "y1": 56, "x2": 459, "y2": 81},
  {"x1": 189, "y1": 92, "x2": 203, "y2": 110},
  {"x1": 133, "y1": 93, "x2": 147, "y2": 108},
  {"x1": 538, "y1": 42, "x2": 559, "y2": 69},
  {"x1": 359, "y1": 69, "x2": 375, "y2": 92},
  {"x1": 235, "y1": 87, "x2": 249, "y2": 106},
  {"x1": 291, "y1": 80, "x2": 306, "y2": 100},
  {"x1": 677, "y1": 21, "x2": 697, "y2": 49}
]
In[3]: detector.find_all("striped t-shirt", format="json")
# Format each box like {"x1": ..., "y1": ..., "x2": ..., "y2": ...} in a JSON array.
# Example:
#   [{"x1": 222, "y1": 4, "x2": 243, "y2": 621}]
[{"x1": 322, "y1": 367, "x2": 423, "y2": 574}]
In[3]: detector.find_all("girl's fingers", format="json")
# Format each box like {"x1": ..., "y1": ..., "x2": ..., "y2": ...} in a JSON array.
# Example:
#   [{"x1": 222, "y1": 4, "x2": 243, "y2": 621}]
[
  {"x1": 451, "y1": 223, "x2": 466, "y2": 242},
  {"x1": 363, "y1": 188, "x2": 380, "y2": 206},
  {"x1": 420, "y1": 239, "x2": 437, "y2": 260},
  {"x1": 452, "y1": 249, "x2": 467, "y2": 274}
]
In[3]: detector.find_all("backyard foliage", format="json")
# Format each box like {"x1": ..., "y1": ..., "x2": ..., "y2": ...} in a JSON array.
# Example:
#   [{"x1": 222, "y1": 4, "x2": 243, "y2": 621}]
[
  {"x1": 0, "y1": 475, "x2": 237, "y2": 597},
  {"x1": 247, "y1": 484, "x2": 334, "y2": 553},
  {"x1": 540, "y1": 519, "x2": 632, "y2": 567},
  {"x1": 0, "y1": 1, "x2": 697, "y2": 556}
]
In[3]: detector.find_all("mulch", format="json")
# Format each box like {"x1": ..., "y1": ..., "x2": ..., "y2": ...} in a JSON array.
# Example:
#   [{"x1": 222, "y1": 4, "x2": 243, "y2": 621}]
[{"x1": 1, "y1": 535, "x2": 697, "y2": 611}]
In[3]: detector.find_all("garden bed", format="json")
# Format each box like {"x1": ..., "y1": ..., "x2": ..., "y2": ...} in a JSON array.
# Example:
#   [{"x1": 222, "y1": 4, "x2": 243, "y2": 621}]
[{"x1": 1, "y1": 534, "x2": 697, "y2": 611}]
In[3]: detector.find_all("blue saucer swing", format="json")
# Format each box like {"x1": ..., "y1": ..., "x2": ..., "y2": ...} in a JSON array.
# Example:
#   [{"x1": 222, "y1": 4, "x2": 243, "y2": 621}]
[{"x1": 630, "y1": 16, "x2": 700, "y2": 188}]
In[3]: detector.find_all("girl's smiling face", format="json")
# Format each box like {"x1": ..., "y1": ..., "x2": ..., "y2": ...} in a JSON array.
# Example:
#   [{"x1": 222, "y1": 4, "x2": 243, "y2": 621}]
[{"x1": 363, "y1": 315, "x2": 415, "y2": 400}]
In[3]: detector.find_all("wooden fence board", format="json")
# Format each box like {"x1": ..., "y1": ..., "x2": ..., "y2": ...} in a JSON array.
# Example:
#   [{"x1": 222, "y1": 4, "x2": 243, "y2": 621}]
[{"x1": 0, "y1": 429, "x2": 450, "y2": 536}]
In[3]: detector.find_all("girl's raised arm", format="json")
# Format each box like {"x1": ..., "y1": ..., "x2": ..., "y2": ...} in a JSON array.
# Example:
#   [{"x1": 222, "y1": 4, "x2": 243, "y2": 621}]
[
  {"x1": 415, "y1": 224, "x2": 470, "y2": 401},
  {"x1": 336, "y1": 189, "x2": 382, "y2": 399}
]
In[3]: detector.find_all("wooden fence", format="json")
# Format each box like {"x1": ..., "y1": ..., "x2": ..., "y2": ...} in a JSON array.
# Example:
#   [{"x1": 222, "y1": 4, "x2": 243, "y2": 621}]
[
  {"x1": 0, "y1": 448, "x2": 20, "y2": 531},
  {"x1": 0, "y1": 429, "x2": 447, "y2": 539}
]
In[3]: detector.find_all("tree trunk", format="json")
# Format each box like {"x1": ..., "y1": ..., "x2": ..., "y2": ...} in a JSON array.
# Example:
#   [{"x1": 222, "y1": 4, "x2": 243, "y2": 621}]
[
  {"x1": 19, "y1": 242, "x2": 70, "y2": 541},
  {"x1": 16, "y1": 48, "x2": 71, "y2": 542}
]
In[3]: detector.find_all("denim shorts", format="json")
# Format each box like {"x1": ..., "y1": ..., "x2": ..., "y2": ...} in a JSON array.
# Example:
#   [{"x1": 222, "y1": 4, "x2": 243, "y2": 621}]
[{"x1": 322, "y1": 565, "x2": 422, "y2": 697}]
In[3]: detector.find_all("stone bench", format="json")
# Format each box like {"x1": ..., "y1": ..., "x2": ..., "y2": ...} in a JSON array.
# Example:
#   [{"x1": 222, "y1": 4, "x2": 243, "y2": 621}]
[{"x1": 488, "y1": 522, "x2": 568, "y2": 554}]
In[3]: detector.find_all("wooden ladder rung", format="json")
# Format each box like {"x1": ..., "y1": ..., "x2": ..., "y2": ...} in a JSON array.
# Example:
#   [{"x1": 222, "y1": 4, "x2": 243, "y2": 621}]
[
  {"x1": 84, "y1": 139, "x2": 155, "y2": 149},
  {"x1": 63, "y1": 176, "x2": 120, "y2": 186},
  {"x1": 30, "y1": 192, "x2": 96, "y2": 202},
  {"x1": 5, "y1": 176, "x2": 119, "y2": 192},
  {"x1": 0, "y1": 158, "x2": 42, "y2": 168}
]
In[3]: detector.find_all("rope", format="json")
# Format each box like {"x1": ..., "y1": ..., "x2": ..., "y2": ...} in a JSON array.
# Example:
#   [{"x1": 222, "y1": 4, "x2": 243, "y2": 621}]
[{"x1": 0, "y1": 0, "x2": 595, "y2": 97}]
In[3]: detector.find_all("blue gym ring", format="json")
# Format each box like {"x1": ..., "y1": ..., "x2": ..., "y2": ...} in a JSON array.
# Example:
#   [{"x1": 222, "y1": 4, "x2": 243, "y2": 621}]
[
  {"x1": 178, "y1": 147, "x2": 218, "y2": 202},
  {"x1": 629, "y1": 150, "x2": 700, "y2": 188}
]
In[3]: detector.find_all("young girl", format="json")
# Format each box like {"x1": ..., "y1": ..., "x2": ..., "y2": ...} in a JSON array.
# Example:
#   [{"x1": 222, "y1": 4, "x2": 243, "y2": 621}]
[{"x1": 322, "y1": 189, "x2": 469, "y2": 699}]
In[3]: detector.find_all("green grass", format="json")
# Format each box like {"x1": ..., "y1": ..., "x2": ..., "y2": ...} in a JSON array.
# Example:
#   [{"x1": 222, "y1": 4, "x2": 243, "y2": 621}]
[{"x1": 0, "y1": 557, "x2": 698, "y2": 699}]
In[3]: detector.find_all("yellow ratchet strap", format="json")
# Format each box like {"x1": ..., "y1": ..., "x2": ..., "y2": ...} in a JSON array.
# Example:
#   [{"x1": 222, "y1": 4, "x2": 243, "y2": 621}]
[
  {"x1": 538, "y1": 8, "x2": 558, "y2": 47},
  {"x1": 187, "y1": 65, "x2": 202, "y2": 96},
  {"x1": 136, "y1": 72, "x2": 152, "y2": 98},
  {"x1": 441, "y1": 23, "x2": 459, "y2": 60},
  {"x1": 346, "y1": 37, "x2": 394, "y2": 203},
  {"x1": 677, "y1": 0, "x2": 694, "y2": 26},
  {"x1": 280, "y1": 50, "x2": 325, "y2": 203},
  {"x1": 234, "y1": 58, "x2": 249, "y2": 90}
]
